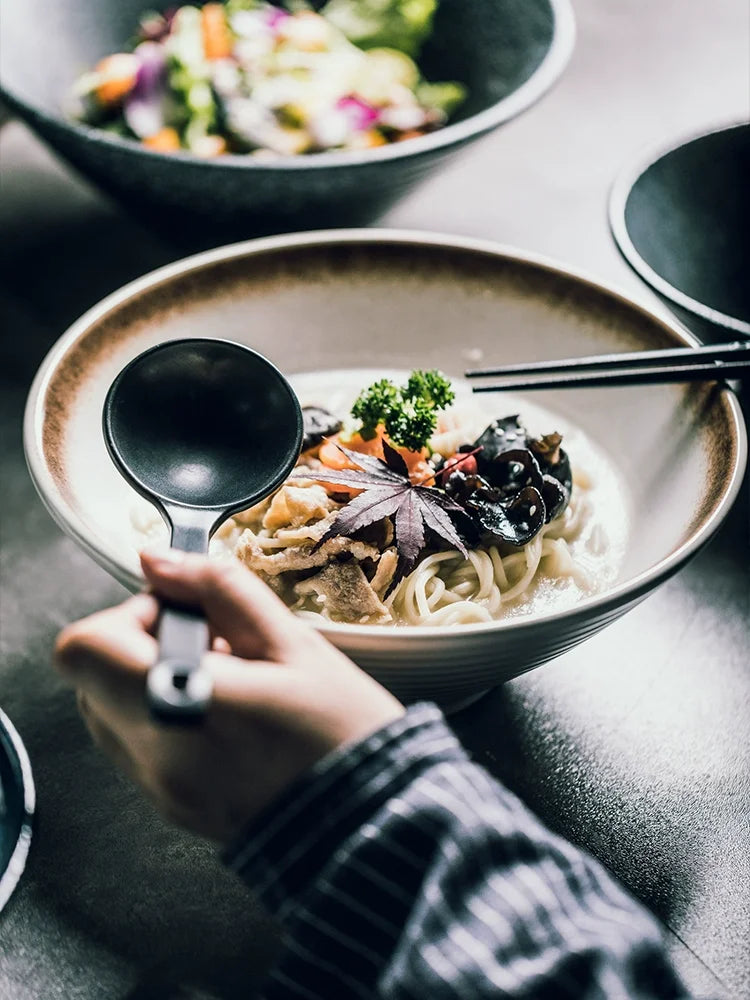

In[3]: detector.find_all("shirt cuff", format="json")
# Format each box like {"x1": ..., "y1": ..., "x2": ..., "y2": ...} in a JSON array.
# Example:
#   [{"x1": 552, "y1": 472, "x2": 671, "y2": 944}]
[{"x1": 223, "y1": 701, "x2": 466, "y2": 915}]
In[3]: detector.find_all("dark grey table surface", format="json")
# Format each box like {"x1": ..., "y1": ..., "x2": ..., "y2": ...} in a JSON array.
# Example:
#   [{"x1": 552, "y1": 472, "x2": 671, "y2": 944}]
[{"x1": 1, "y1": 1, "x2": 749, "y2": 998}]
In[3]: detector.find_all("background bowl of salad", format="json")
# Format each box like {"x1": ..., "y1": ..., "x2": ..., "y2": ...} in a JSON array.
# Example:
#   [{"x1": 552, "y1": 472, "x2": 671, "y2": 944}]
[{"x1": 0, "y1": 0, "x2": 575, "y2": 242}]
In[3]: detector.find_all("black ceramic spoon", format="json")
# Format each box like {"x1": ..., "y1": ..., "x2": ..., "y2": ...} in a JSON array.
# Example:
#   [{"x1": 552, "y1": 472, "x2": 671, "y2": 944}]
[{"x1": 103, "y1": 338, "x2": 303, "y2": 723}]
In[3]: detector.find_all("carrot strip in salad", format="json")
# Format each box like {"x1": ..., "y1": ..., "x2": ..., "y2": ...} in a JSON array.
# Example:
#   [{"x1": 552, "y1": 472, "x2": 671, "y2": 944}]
[
  {"x1": 94, "y1": 54, "x2": 140, "y2": 106},
  {"x1": 201, "y1": 3, "x2": 233, "y2": 60},
  {"x1": 142, "y1": 126, "x2": 181, "y2": 151}
]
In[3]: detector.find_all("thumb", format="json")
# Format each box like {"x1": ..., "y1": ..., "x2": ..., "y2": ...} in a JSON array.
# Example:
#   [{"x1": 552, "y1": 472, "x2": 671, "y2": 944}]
[{"x1": 140, "y1": 550, "x2": 309, "y2": 662}]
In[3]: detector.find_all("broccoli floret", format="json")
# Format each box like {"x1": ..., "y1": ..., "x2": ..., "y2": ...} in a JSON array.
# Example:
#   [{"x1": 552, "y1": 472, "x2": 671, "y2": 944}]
[
  {"x1": 350, "y1": 368, "x2": 454, "y2": 450},
  {"x1": 404, "y1": 369, "x2": 454, "y2": 410},
  {"x1": 351, "y1": 378, "x2": 400, "y2": 439},
  {"x1": 415, "y1": 81, "x2": 467, "y2": 119},
  {"x1": 320, "y1": 0, "x2": 437, "y2": 57},
  {"x1": 384, "y1": 395, "x2": 437, "y2": 452}
]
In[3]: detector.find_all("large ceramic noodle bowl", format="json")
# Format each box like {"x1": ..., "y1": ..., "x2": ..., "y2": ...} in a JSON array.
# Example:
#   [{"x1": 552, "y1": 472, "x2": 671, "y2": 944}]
[{"x1": 24, "y1": 232, "x2": 746, "y2": 705}]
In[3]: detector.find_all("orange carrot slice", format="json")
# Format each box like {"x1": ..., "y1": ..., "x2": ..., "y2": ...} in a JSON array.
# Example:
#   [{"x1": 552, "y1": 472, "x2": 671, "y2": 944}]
[
  {"x1": 142, "y1": 127, "x2": 181, "y2": 152},
  {"x1": 319, "y1": 428, "x2": 432, "y2": 485},
  {"x1": 201, "y1": 3, "x2": 233, "y2": 60},
  {"x1": 396, "y1": 129, "x2": 427, "y2": 143},
  {"x1": 319, "y1": 432, "x2": 381, "y2": 470},
  {"x1": 94, "y1": 53, "x2": 139, "y2": 106}
]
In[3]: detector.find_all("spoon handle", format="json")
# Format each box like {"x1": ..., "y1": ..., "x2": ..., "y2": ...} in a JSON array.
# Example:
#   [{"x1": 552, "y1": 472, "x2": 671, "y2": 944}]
[
  {"x1": 148, "y1": 606, "x2": 213, "y2": 722},
  {"x1": 147, "y1": 512, "x2": 214, "y2": 723}
]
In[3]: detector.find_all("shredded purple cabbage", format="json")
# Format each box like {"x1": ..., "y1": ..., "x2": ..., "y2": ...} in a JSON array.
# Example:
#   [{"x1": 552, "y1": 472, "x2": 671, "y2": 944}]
[
  {"x1": 124, "y1": 42, "x2": 167, "y2": 139},
  {"x1": 337, "y1": 96, "x2": 379, "y2": 130}
]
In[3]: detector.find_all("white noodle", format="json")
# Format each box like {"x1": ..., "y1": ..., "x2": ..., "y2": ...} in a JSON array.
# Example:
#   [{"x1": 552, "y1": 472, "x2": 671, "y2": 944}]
[{"x1": 385, "y1": 488, "x2": 600, "y2": 625}]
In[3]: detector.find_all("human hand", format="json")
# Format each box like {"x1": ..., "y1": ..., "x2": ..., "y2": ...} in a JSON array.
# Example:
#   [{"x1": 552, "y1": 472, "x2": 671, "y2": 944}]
[{"x1": 54, "y1": 551, "x2": 405, "y2": 843}]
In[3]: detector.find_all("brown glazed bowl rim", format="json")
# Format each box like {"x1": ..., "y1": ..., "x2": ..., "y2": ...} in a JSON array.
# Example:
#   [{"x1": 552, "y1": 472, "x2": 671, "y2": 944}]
[
  {"x1": 24, "y1": 229, "x2": 747, "y2": 642},
  {"x1": 0, "y1": 0, "x2": 575, "y2": 172}
]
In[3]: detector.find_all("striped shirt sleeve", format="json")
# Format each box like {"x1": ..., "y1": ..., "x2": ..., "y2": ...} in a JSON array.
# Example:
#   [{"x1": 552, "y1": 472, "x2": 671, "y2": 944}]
[{"x1": 224, "y1": 703, "x2": 695, "y2": 1000}]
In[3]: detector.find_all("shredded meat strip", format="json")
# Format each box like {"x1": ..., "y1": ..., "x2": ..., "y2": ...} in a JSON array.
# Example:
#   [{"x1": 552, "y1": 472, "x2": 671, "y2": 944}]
[
  {"x1": 236, "y1": 531, "x2": 380, "y2": 576},
  {"x1": 369, "y1": 548, "x2": 399, "y2": 598},
  {"x1": 263, "y1": 483, "x2": 336, "y2": 532},
  {"x1": 294, "y1": 560, "x2": 392, "y2": 624}
]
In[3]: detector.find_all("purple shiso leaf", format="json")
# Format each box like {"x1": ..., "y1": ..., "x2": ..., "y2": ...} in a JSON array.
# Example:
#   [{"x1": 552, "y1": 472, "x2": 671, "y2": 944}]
[
  {"x1": 424, "y1": 488, "x2": 469, "y2": 514},
  {"x1": 304, "y1": 466, "x2": 406, "y2": 489},
  {"x1": 316, "y1": 488, "x2": 405, "y2": 545},
  {"x1": 380, "y1": 438, "x2": 409, "y2": 478},
  {"x1": 416, "y1": 491, "x2": 469, "y2": 559},
  {"x1": 124, "y1": 42, "x2": 167, "y2": 139},
  {"x1": 394, "y1": 489, "x2": 425, "y2": 573},
  {"x1": 336, "y1": 444, "x2": 406, "y2": 479}
]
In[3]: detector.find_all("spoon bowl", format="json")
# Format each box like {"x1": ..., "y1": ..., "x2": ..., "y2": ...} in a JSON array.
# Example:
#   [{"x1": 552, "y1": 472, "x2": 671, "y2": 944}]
[{"x1": 103, "y1": 338, "x2": 303, "y2": 721}]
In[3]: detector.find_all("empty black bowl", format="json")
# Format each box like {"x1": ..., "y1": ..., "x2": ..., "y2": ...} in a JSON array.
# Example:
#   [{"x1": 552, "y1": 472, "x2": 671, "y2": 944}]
[
  {"x1": 610, "y1": 121, "x2": 750, "y2": 344},
  {"x1": 0, "y1": 0, "x2": 574, "y2": 243}
]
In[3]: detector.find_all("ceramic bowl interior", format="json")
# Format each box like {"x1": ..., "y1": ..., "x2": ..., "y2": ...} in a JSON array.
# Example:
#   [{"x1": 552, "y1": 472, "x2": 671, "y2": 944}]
[
  {"x1": 0, "y1": 0, "x2": 574, "y2": 240},
  {"x1": 24, "y1": 232, "x2": 746, "y2": 705},
  {"x1": 610, "y1": 122, "x2": 750, "y2": 343}
]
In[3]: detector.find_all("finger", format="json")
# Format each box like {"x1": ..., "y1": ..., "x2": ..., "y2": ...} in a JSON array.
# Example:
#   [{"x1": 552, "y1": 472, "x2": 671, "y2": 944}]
[
  {"x1": 200, "y1": 648, "x2": 368, "y2": 721},
  {"x1": 125, "y1": 591, "x2": 162, "y2": 634},
  {"x1": 200, "y1": 650, "x2": 402, "y2": 758},
  {"x1": 55, "y1": 593, "x2": 159, "y2": 671},
  {"x1": 202, "y1": 649, "x2": 297, "y2": 707},
  {"x1": 140, "y1": 551, "x2": 311, "y2": 660},
  {"x1": 55, "y1": 594, "x2": 158, "y2": 711}
]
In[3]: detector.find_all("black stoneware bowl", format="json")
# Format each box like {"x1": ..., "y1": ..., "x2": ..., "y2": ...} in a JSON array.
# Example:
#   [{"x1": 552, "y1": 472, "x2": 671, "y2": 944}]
[
  {"x1": 0, "y1": 0, "x2": 574, "y2": 243},
  {"x1": 610, "y1": 121, "x2": 750, "y2": 345}
]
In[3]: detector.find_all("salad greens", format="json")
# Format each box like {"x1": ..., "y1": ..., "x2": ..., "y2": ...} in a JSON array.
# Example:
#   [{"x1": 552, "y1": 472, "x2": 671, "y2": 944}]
[
  {"x1": 69, "y1": 0, "x2": 466, "y2": 157},
  {"x1": 320, "y1": 0, "x2": 437, "y2": 58}
]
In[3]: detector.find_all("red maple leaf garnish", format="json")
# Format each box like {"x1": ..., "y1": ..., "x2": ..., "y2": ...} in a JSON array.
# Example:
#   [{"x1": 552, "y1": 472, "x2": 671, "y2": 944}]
[{"x1": 304, "y1": 440, "x2": 470, "y2": 587}]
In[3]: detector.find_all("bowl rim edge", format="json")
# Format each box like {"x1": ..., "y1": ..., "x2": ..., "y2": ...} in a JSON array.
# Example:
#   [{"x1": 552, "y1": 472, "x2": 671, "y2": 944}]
[{"x1": 608, "y1": 118, "x2": 750, "y2": 336}]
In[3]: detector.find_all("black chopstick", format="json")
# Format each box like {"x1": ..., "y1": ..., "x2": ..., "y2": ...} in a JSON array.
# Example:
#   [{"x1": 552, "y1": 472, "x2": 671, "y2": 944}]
[
  {"x1": 465, "y1": 341, "x2": 749, "y2": 379},
  {"x1": 470, "y1": 358, "x2": 749, "y2": 392}
]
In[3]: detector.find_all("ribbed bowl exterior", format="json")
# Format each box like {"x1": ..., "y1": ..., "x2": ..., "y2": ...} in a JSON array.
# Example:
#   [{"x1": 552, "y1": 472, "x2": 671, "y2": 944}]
[{"x1": 332, "y1": 599, "x2": 642, "y2": 706}]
